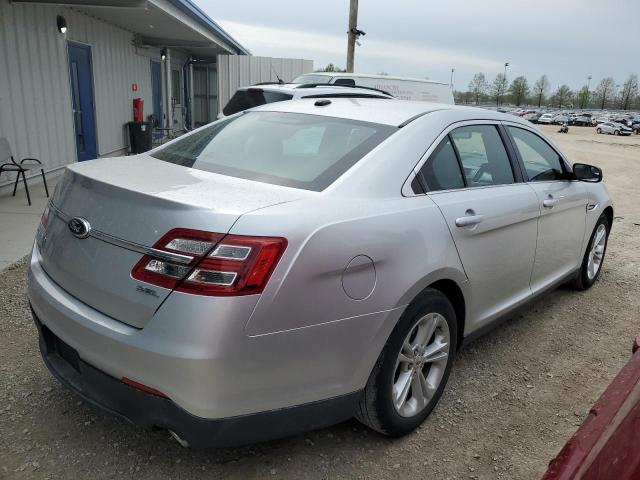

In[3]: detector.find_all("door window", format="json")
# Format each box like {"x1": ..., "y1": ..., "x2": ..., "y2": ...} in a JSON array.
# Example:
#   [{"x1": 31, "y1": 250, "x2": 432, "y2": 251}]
[
  {"x1": 449, "y1": 125, "x2": 515, "y2": 187},
  {"x1": 417, "y1": 138, "x2": 465, "y2": 192},
  {"x1": 508, "y1": 127, "x2": 565, "y2": 181}
]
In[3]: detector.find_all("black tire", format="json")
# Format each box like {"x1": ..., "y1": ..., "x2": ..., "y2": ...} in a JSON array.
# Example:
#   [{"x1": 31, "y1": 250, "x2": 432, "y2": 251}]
[
  {"x1": 570, "y1": 213, "x2": 610, "y2": 290},
  {"x1": 596, "y1": 128, "x2": 602, "y2": 134},
  {"x1": 614, "y1": 130, "x2": 620, "y2": 136},
  {"x1": 355, "y1": 289, "x2": 457, "y2": 437}
]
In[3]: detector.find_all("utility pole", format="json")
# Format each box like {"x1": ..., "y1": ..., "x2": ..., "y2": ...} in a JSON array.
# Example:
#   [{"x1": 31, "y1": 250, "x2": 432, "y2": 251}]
[
  {"x1": 450, "y1": 68, "x2": 455, "y2": 88},
  {"x1": 586, "y1": 75, "x2": 592, "y2": 109},
  {"x1": 346, "y1": 0, "x2": 358, "y2": 73}
]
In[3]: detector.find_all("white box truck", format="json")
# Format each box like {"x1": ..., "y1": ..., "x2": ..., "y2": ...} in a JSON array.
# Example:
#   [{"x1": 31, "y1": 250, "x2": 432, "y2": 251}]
[{"x1": 291, "y1": 72, "x2": 454, "y2": 104}]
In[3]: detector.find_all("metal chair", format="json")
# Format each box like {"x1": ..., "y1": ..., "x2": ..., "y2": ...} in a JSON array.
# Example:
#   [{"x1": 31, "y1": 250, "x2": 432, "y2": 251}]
[{"x1": 0, "y1": 137, "x2": 49, "y2": 206}]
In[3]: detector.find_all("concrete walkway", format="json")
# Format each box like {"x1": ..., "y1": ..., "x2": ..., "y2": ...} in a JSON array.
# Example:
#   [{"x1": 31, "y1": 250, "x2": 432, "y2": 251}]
[{"x1": 0, "y1": 176, "x2": 58, "y2": 271}]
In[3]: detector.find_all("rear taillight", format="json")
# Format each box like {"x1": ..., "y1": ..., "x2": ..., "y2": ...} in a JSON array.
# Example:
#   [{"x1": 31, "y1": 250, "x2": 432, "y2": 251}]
[{"x1": 130, "y1": 228, "x2": 287, "y2": 296}]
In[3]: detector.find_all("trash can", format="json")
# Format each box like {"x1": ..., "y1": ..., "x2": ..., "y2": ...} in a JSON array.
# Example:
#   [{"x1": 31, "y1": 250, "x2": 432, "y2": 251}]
[{"x1": 128, "y1": 121, "x2": 153, "y2": 154}]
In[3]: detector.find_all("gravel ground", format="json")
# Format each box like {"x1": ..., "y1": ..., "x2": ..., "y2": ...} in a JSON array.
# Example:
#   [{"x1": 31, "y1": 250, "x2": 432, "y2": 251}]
[{"x1": 1, "y1": 125, "x2": 639, "y2": 480}]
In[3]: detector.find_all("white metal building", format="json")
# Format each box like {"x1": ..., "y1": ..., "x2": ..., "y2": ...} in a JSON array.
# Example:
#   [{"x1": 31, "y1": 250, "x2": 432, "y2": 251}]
[{"x1": 0, "y1": 0, "x2": 312, "y2": 192}]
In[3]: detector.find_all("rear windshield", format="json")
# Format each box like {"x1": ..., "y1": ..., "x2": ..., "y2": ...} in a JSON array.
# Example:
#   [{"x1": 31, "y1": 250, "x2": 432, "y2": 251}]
[
  {"x1": 292, "y1": 74, "x2": 332, "y2": 84},
  {"x1": 223, "y1": 89, "x2": 293, "y2": 116},
  {"x1": 151, "y1": 112, "x2": 396, "y2": 191}
]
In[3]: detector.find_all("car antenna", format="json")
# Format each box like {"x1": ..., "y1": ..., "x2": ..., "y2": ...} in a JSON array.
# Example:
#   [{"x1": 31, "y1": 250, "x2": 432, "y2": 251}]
[{"x1": 270, "y1": 62, "x2": 284, "y2": 84}]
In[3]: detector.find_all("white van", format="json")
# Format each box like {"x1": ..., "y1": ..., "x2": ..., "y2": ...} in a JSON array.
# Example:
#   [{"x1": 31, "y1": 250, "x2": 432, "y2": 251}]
[{"x1": 291, "y1": 72, "x2": 454, "y2": 104}]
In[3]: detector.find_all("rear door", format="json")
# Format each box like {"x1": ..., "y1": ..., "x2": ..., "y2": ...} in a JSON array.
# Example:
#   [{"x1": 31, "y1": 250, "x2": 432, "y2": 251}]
[
  {"x1": 416, "y1": 122, "x2": 540, "y2": 326},
  {"x1": 504, "y1": 125, "x2": 586, "y2": 292}
]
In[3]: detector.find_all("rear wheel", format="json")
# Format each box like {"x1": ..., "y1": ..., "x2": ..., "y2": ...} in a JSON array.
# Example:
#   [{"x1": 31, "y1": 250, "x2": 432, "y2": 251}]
[
  {"x1": 596, "y1": 128, "x2": 602, "y2": 134},
  {"x1": 570, "y1": 214, "x2": 609, "y2": 290},
  {"x1": 614, "y1": 130, "x2": 620, "y2": 136},
  {"x1": 355, "y1": 289, "x2": 457, "y2": 436}
]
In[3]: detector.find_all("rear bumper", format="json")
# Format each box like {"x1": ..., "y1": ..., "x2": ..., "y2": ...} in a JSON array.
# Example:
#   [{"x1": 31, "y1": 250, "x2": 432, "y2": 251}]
[
  {"x1": 28, "y1": 242, "x2": 403, "y2": 428},
  {"x1": 33, "y1": 312, "x2": 359, "y2": 448}
]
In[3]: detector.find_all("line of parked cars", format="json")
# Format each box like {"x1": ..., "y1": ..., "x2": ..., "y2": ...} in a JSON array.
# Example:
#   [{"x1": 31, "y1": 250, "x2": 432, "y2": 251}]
[{"x1": 500, "y1": 108, "x2": 640, "y2": 135}]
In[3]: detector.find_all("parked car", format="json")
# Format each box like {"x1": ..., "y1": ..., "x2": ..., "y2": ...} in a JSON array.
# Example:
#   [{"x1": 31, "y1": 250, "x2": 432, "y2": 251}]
[
  {"x1": 596, "y1": 122, "x2": 633, "y2": 136},
  {"x1": 28, "y1": 99, "x2": 613, "y2": 448},
  {"x1": 523, "y1": 112, "x2": 541, "y2": 123},
  {"x1": 221, "y1": 83, "x2": 394, "y2": 116},
  {"x1": 538, "y1": 113, "x2": 555, "y2": 124},
  {"x1": 571, "y1": 114, "x2": 592, "y2": 126},
  {"x1": 543, "y1": 337, "x2": 640, "y2": 480},
  {"x1": 552, "y1": 114, "x2": 570, "y2": 125},
  {"x1": 291, "y1": 72, "x2": 454, "y2": 104}
]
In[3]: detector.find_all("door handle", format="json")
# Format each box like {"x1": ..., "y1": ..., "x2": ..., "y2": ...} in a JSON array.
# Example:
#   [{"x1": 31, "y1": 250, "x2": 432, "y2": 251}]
[
  {"x1": 543, "y1": 197, "x2": 560, "y2": 208},
  {"x1": 455, "y1": 210, "x2": 484, "y2": 227}
]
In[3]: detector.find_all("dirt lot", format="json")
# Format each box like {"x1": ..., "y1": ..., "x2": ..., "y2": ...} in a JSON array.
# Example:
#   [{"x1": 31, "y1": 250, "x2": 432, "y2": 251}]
[{"x1": 1, "y1": 125, "x2": 639, "y2": 480}]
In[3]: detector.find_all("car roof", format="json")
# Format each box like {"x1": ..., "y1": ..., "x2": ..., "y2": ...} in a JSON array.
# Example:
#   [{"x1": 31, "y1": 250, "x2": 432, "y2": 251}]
[{"x1": 251, "y1": 98, "x2": 528, "y2": 127}]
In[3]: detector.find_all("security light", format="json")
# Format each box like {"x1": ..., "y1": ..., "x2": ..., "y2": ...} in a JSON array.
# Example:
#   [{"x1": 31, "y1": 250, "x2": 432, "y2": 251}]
[
  {"x1": 160, "y1": 48, "x2": 167, "y2": 61},
  {"x1": 57, "y1": 16, "x2": 67, "y2": 34}
]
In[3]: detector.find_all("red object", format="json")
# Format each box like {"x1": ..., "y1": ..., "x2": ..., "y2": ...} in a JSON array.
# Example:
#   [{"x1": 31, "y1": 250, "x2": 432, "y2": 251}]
[
  {"x1": 542, "y1": 336, "x2": 640, "y2": 480},
  {"x1": 122, "y1": 377, "x2": 167, "y2": 398},
  {"x1": 132, "y1": 98, "x2": 143, "y2": 122},
  {"x1": 130, "y1": 228, "x2": 287, "y2": 296}
]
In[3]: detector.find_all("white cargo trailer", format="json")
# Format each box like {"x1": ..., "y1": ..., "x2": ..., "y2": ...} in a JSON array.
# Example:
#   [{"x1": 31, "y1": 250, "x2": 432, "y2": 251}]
[{"x1": 292, "y1": 72, "x2": 454, "y2": 104}]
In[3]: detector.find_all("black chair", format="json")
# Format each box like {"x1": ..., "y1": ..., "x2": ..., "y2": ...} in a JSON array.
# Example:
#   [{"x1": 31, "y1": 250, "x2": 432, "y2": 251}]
[{"x1": 0, "y1": 137, "x2": 49, "y2": 206}]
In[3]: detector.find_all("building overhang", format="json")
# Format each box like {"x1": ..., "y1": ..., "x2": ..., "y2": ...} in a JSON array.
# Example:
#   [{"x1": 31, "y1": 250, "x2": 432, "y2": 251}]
[{"x1": 13, "y1": 0, "x2": 249, "y2": 59}]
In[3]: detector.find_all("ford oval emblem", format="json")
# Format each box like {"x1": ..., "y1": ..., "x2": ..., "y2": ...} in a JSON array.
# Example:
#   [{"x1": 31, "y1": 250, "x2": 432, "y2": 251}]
[{"x1": 68, "y1": 217, "x2": 91, "y2": 239}]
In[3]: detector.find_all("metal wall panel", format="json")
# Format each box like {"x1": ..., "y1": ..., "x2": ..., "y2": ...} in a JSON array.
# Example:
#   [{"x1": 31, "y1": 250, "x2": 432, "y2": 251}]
[
  {"x1": 0, "y1": 0, "x2": 161, "y2": 189},
  {"x1": 216, "y1": 55, "x2": 314, "y2": 115}
]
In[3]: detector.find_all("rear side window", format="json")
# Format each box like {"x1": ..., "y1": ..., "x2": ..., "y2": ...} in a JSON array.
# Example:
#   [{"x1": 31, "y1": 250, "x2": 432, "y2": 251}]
[
  {"x1": 223, "y1": 89, "x2": 293, "y2": 116},
  {"x1": 507, "y1": 127, "x2": 565, "y2": 181},
  {"x1": 449, "y1": 125, "x2": 514, "y2": 187},
  {"x1": 418, "y1": 138, "x2": 464, "y2": 191},
  {"x1": 151, "y1": 111, "x2": 396, "y2": 191}
]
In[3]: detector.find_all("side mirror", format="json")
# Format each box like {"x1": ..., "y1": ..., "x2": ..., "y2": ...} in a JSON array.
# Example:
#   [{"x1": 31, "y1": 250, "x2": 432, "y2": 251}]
[{"x1": 573, "y1": 163, "x2": 602, "y2": 183}]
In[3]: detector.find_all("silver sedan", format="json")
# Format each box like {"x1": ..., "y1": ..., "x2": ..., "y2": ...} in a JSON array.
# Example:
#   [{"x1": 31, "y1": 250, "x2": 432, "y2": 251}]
[{"x1": 28, "y1": 99, "x2": 613, "y2": 447}]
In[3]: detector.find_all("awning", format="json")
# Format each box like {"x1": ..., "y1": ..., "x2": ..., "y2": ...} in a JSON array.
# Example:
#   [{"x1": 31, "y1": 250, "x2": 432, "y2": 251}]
[{"x1": 13, "y1": 0, "x2": 249, "y2": 59}]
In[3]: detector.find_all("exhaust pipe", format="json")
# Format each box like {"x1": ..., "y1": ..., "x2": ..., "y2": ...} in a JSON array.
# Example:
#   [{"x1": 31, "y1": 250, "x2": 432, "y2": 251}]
[{"x1": 169, "y1": 430, "x2": 190, "y2": 448}]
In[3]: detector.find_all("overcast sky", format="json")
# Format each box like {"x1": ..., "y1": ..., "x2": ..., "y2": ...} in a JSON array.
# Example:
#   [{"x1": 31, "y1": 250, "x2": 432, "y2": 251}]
[{"x1": 198, "y1": 0, "x2": 638, "y2": 91}]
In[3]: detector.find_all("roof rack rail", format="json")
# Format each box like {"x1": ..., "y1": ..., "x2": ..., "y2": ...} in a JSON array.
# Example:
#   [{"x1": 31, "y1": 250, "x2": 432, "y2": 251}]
[{"x1": 296, "y1": 83, "x2": 393, "y2": 97}]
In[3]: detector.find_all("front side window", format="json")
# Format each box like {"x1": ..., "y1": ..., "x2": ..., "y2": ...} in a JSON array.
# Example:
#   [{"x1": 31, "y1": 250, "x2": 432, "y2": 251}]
[
  {"x1": 151, "y1": 111, "x2": 396, "y2": 191},
  {"x1": 508, "y1": 127, "x2": 565, "y2": 181},
  {"x1": 418, "y1": 138, "x2": 464, "y2": 192},
  {"x1": 449, "y1": 125, "x2": 515, "y2": 187}
]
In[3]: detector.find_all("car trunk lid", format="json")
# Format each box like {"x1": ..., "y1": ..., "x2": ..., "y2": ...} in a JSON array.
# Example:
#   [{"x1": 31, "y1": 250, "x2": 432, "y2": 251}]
[{"x1": 37, "y1": 155, "x2": 304, "y2": 329}]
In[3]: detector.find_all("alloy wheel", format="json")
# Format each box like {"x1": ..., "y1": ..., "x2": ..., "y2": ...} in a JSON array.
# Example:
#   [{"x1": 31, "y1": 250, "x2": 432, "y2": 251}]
[
  {"x1": 392, "y1": 313, "x2": 450, "y2": 418},
  {"x1": 587, "y1": 224, "x2": 606, "y2": 280}
]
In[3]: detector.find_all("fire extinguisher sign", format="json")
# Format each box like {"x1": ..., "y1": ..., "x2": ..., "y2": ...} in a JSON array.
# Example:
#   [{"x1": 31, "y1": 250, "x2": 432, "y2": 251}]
[{"x1": 132, "y1": 83, "x2": 138, "y2": 92}]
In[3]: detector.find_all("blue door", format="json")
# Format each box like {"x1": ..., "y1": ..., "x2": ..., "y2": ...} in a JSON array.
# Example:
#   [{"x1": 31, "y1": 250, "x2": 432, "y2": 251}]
[
  {"x1": 68, "y1": 43, "x2": 97, "y2": 161},
  {"x1": 151, "y1": 61, "x2": 163, "y2": 136}
]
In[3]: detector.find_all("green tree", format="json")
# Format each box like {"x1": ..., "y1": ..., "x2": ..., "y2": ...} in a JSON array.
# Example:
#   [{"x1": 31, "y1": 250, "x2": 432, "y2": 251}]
[
  {"x1": 468, "y1": 73, "x2": 488, "y2": 105},
  {"x1": 491, "y1": 73, "x2": 508, "y2": 106},
  {"x1": 618, "y1": 74, "x2": 639, "y2": 110},
  {"x1": 576, "y1": 86, "x2": 590, "y2": 109},
  {"x1": 508, "y1": 76, "x2": 530, "y2": 106},
  {"x1": 316, "y1": 63, "x2": 346, "y2": 72},
  {"x1": 594, "y1": 77, "x2": 616, "y2": 109},
  {"x1": 551, "y1": 85, "x2": 573, "y2": 108},
  {"x1": 532, "y1": 75, "x2": 550, "y2": 107}
]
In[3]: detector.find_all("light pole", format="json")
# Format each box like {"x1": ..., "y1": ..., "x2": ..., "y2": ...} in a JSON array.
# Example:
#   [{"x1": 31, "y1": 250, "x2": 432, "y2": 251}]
[
  {"x1": 502, "y1": 62, "x2": 509, "y2": 106},
  {"x1": 346, "y1": 0, "x2": 358, "y2": 73},
  {"x1": 450, "y1": 68, "x2": 455, "y2": 89},
  {"x1": 586, "y1": 75, "x2": 592, "y2": 109}
]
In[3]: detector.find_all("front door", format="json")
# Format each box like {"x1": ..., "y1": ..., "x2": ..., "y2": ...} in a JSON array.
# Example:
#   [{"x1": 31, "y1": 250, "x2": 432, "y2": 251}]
[
  {"x1": 68, "y1": 43, "x2": 97, "y2": 161},
  {"x1": 505, "y1": 125, "x2": 587, "y2": 292},
  {"x1": 151, "y1": 61, "x2": 163, "y2": 136},
  {"x1": 418, "y1": 123, "x2": 540, "y2": 327}
]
